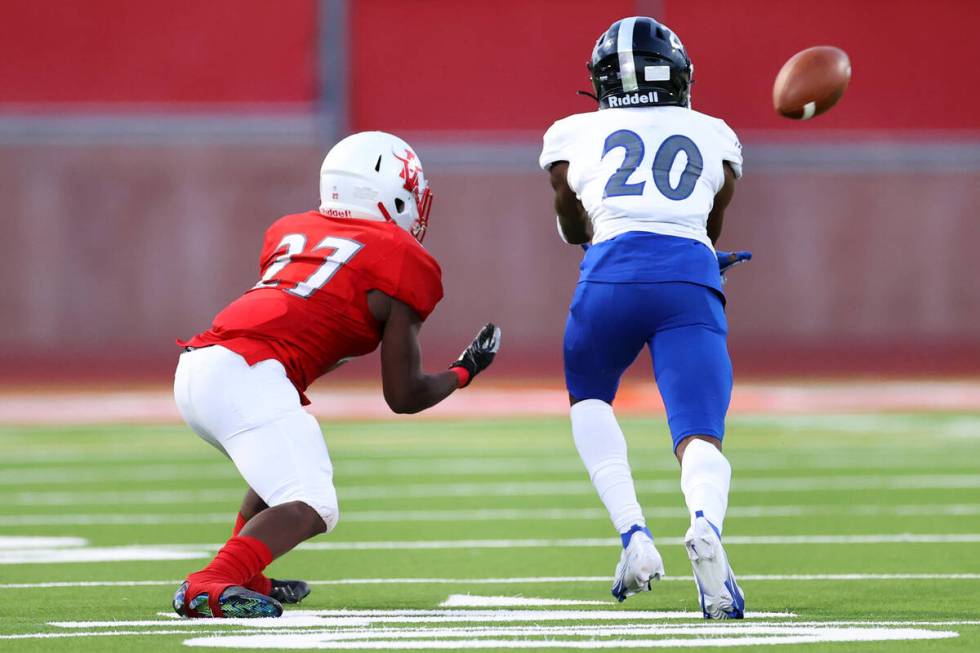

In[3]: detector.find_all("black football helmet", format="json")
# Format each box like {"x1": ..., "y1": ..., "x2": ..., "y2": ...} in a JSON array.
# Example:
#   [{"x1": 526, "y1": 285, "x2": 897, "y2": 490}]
[{"x1": 587, "y1": 16, "x2": 693, "y2": 109}]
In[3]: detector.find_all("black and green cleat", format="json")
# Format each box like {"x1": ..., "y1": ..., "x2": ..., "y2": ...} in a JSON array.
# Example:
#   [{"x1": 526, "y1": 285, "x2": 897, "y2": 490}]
[
  {"x1": 269, "y1": 578, "x2": 311, "y2": 604},
  {"x1": 173, "y1": 581, "x2": 283, "y2": 619}
]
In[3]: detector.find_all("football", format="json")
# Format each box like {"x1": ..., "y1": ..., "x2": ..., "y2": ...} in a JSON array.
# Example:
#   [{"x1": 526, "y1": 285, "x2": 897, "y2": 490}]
[{"x1": 773, "y1": 46, "x2": 851, "y2": 120}]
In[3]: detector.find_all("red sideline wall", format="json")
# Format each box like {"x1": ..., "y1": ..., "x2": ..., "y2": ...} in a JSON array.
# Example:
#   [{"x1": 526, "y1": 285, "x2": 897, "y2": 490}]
[
  {"x1": 352, "y1": 0, "x2": 980, "y2": 134},
  {"x1": 0, "y1": 0, "x2": 317, "y2": 105},
  {"x1": 3, "y1": 1, "x2": 977, "y2": 130},
  {"x1": 2, "y1": 146, "x2": 978, "y2": 383},
  {"x1": 0, "y1": 0, "x2": 978, "y2": 382}
]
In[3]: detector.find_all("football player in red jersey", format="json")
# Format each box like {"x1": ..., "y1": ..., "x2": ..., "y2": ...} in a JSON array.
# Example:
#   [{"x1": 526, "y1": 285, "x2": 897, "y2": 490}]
[{"x1": 171, "y1": 131, "x2": 501, "y2": 618}]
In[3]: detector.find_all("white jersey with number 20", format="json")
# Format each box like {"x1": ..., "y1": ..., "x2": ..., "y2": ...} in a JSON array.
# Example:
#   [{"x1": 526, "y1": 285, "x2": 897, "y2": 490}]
[{"x1": 539, "y1": 106, "x2": 742, "y2": 250}]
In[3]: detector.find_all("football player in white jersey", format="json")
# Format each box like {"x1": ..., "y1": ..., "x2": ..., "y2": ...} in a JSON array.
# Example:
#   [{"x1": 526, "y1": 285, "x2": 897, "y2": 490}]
[{"x1": 539, "y1": 16, "x2": 751, "y2": 619}]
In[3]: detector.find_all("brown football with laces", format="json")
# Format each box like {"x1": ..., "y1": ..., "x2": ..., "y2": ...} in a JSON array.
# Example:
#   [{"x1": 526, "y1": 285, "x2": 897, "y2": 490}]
[{"x1": 773, "y1": 46, "x2": 851, "y2": 120}]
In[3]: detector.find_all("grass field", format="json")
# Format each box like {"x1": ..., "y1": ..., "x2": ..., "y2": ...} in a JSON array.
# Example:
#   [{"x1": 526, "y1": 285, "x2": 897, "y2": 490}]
[{"x1": 2, "y1": 410, "x2": 980, "y2": 651}]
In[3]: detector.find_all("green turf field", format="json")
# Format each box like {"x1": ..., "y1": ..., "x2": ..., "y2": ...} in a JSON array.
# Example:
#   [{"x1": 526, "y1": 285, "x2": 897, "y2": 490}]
[{"x1": 2, "y1": 413, "x2": 980, "y2": 651}]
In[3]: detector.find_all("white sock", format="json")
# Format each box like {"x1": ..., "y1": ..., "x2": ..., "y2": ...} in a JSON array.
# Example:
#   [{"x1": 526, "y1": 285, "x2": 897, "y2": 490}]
[
  {"x1": 570, "y1": 399, "x2": 645, "y2": 534},
  {"x1": 680, "y1": 439, "x2": 732, "y2": 533}
]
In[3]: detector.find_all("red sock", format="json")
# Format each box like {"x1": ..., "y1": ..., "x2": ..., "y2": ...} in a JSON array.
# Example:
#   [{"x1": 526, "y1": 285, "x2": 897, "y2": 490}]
[
  {"x1": 233, "y1": 512, "x2": 247, "y2": 537},
  {"x1": 185, "y1": 535, "x2": 272, "y2": 617},
  {"x1": 233, "y1": 512, "x2": 273, "y2": 596}
]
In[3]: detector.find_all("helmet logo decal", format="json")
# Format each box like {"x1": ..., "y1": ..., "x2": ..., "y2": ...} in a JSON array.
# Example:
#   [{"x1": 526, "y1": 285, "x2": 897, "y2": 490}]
[
  {"x1": 391, "y1": 148, "x2": 433, "y2": 243},
  {"x1": 393, "y1": 149, "x2": 422, "y2": 195}
]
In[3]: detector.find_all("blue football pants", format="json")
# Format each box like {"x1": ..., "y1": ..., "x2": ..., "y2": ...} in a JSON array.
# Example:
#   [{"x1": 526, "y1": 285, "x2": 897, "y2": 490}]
[{"x1": 563, "y1": 281, "x2": 732, "y2": 450}]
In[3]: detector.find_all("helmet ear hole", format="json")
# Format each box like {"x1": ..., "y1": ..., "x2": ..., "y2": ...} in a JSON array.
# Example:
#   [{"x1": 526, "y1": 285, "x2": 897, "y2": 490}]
[{"x1": 395, "y1": 198, "x2": 405, "y2": 213}]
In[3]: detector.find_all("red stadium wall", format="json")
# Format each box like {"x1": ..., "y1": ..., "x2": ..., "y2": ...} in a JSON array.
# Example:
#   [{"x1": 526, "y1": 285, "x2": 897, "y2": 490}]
[
  {"x1": 349, "y1": 0, "x2": 636, "y2": 135},
  {"x1": 350, "y1": 0, "x2": 979, "y2": 134},
  {"x1": 0, "y1": 0, "x2": 978, "y2": 382},
  {"x1": 2, "y1": 146, "x2": 979, "y2": 383},
  {"x1": 661, "y1": 0, "x2": 980, "y2": 133},
  {"x1": 0, "y1": 0, "x2": 317, "y2": 106},
  {"x1": 5, "y1": 1, "x2": 977, "y2": 129}
]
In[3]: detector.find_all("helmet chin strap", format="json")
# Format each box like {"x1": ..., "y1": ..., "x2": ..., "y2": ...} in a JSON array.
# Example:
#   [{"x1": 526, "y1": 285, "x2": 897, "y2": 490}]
[{"x1": 577, "y1": 89, "x2": 599, "y2": 102}]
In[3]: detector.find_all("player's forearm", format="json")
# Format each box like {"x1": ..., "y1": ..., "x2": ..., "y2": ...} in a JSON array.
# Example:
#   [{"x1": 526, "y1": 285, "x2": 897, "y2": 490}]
[
  {"x1": 556, "y1": 203, "x2": 592, "y2": 244},
  {"x1": 549, "y1": 162, "x2": 592, "y2": 245},
  {"x1": 384, "y1": 371, "x2": 459, "y2": 414},
  {"x1": 554, "y1": 184, "x2": 592, "y2": 244},
  {"x1": 708, "y1": 164, "x2": 736, "y2": 244},
  {"x1": 706, "y1": 211, "x2": 723, "y2": 244}
]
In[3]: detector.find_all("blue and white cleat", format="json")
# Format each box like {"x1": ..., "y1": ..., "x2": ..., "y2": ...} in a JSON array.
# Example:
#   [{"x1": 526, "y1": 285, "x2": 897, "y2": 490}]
[
  {"x1": 611, "y1": 525, "x2": 664, "y2": 602},
  {"x1": 685, "y1": 511, "x2": 745, "y2": 619}
]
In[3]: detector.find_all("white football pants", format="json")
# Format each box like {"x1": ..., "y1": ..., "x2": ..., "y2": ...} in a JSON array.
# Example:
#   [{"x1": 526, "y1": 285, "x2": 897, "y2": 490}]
[{"x1": 173, "y1": 345, "x2": 339, "y2": 532}]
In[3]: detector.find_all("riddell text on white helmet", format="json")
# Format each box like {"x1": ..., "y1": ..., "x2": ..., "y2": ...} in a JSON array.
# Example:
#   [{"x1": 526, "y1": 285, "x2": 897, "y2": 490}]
[
  {"x1": 607, "y1": 91, "x2": 660, "y2": 107},
  {"x1": 321, "y1": 208, "x2": 352, "y2": 218}
]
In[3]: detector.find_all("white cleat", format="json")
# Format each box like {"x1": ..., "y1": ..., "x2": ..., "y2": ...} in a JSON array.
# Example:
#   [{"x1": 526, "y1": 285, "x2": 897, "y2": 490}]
[
  {"x1": 611, "y1": 527, "x2": 664, "y2": 602},
  {"x1": 685, "y1": 512, "x2": 745, "y2": 619}
]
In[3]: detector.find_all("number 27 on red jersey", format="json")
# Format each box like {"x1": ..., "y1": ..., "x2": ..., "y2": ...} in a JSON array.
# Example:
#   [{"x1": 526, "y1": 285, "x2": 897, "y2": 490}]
[{"x1": 253, "y1": 234, "x2": 363, "y2": 299}]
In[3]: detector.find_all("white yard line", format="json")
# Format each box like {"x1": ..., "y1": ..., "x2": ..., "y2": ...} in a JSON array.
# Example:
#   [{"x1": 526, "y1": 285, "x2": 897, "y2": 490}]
[
  {"x1": 7, "y1": 474, "x2": 980, "y2": 505},
  {"x1": 5, "y1": 455, "x2": 973, "y2": 479},
  {"x1": 282, "y1": 533, "x2": 980, "y2": 550},
  {"x1": 2, "y1": 533, "x2": 979, "y2": 566},
  {"x1": 305, "y1": 573, "x2": 980, "y2": 583},
  {"x1": 4, "y1": 489, "x2": 246, "y2": 506},
  {"x1": 0, "y1": 628, "x2": 963, "y2": 647},
  {"x1": 439, "y1": 595, "x2": 607, "y2": 607},
  {"x1": 4, "y1": 573, "x2": 980, "y2": 590},
  {"x1": 52, "y1": 610, "x2": 800, "y2": 628},
  {"x1": 0, "y1": 625, "x2": 968, "y2": 647},
  {"x1": 0, "y1": 535, "x2": 86, "y2": 549},
  {"x1": 4, "y1": 503, "x2": 980, "y2": 526},
  {"x1": 0, "y1": 464, "x2": 236, "y2": 486},
  {"x1": 1, "y1": 580, "x2": 182, "y2": 589},
  {"x1": 4, "y1": 533, "x2": 980, "y2": 566},
  {"x1": 0, "y1": 513, "x2": 237, "y2": 526},
  {"x1": 0, "y1": 630, "x2": 225, "y2": 641},
  {"x1": 25, "y1": 615, "x2": 967, "y2": 649},
  {"x1": 0, "y1": 546, "x2": 210, "y2": 565},
  {"x1": 337, "y1": 475, "x2": 980, "y2": 499},
  {"x1": 179, "y1": 629, "x2": 958, "y2": 648}
]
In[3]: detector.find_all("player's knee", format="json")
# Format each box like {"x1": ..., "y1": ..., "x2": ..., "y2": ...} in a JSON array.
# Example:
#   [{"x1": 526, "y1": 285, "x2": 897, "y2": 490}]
[
  {"x1": 274, "y1": 499, "x2": 336, "y2": 537},
  {"x1": 317, "y1": 500, "x2": 340, "y2": 534},
  {"x1": 269, "y1": 479, "x2": 340, "y2": 536},
  {"x1": 301, "y1": 494, "x2": 340, "y2": 535}
]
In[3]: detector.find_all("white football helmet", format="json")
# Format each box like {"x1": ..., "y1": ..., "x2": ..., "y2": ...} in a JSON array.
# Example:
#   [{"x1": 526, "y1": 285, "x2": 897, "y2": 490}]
[{"x1": 318, "y1": 131, "x2": 433, "y2": 242}]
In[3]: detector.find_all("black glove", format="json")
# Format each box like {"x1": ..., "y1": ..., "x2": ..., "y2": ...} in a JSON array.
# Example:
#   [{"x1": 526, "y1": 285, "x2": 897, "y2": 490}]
[{"x1": 450, "y1": 323, "x2": 501, "y2": 388}]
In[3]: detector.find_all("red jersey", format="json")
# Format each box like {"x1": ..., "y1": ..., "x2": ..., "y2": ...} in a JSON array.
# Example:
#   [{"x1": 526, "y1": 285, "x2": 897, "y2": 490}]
[{"x1": 179, "y1": 211, "x2": 443, "y2": 403}]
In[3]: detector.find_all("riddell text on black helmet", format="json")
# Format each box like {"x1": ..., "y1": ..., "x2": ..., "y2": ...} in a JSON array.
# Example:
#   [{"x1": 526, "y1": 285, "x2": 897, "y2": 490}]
[
  {"x1": 588, "y1": 16, "x2": 693, "y2": 110},
  {"x1": 606, "y1": 92, "x2": 664, "y2": 108}
]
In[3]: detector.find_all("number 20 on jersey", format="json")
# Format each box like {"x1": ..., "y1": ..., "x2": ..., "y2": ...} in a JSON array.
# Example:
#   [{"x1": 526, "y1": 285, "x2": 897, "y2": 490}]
[{"x1": 602, "y1": 130, "x2": 704, "y2": 201}]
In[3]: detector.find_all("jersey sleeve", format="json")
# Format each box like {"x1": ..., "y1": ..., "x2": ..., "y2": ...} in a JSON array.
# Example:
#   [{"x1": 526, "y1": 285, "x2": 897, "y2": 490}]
[
  {"x1": 257, "y1": 223, "x2": 283, "y2": 274},
  {"x1": 714, "y1": 118, "x2": 744, "y2": 179},
  {"x1": 392, "y1": 241, "x2": 444, "y2": 322},
  {"x1": 539, "y1": 117, "x2": 575, "y2": 170}
]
